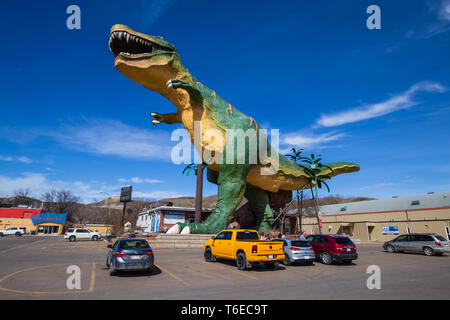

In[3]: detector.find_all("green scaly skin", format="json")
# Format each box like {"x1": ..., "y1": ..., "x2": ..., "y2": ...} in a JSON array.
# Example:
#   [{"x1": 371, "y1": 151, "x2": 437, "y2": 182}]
[{"x1": 109, "y1": 25, "x2": 360, "y2": 234}]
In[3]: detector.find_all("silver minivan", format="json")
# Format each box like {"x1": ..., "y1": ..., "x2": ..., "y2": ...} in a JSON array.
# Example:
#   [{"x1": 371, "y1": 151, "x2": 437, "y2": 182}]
[
  {"x1": 274, "y1": 238, "x2": 315, "y2": 265},
  {"x1": 383, "y1": 233, "x2": 449, "y2": 256}
]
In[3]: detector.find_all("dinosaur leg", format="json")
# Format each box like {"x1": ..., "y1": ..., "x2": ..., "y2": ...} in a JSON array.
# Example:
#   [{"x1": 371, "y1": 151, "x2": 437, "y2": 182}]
[
  {"x1": 168, "y1": 164, "x2": 250, "y2": 234},
  {"x1": 245, "y1": 185, "x2": 274, "y2": 233},
  {"x1": 150, "y1": 112, "x2": 181, "y2": 125}
]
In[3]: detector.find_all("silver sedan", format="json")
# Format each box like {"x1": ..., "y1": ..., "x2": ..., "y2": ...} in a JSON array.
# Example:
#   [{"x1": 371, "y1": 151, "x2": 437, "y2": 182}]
[{"x1": 273, "y1": 238, "x2": 315, "y2": 265}]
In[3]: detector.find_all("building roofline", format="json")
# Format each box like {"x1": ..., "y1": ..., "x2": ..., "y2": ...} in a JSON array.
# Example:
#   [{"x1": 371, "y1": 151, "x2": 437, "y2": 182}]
[{"x1": 138, "y1": 206, "x2": 214, "y2": 215}]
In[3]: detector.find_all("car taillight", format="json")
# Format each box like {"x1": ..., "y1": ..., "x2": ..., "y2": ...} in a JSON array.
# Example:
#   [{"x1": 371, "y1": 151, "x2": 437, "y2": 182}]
[
  {"x1": 145, "y1": 251, "x2": 154, "y2": 257},
  {"x1": 435, "y1": 241, "x2": 442, "y2": 247},
  {"x1": 252, "y1": 245, "x2": 257, "y2": 253},
  {"x1": 290, "y1": 247, "x2": 301, "y2": 251},
  {"x1": 114, "y1": 252, "x2": 127, "y2": 258},
  {"x1": 335, "y1": 244, "x2": 344, "y2": 251}
]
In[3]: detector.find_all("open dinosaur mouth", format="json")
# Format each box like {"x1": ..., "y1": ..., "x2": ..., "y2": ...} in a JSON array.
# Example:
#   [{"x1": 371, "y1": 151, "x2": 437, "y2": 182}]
[{"x1": 109, "y1": 30, "x2": 155, "y2": 57}]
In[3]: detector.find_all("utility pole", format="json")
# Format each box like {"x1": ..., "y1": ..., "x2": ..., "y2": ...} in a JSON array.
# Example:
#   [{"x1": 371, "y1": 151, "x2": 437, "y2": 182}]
[{"x1": 194, "y1": 163, "x2": 203, "y2": 223}]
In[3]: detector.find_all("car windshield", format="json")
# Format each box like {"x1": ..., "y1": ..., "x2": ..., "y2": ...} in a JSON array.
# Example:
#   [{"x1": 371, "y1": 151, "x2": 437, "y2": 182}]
[
  {"x1": 119, "y1": 240, "x2": 149, "y2": 249},
  {"x1": 236, "y1": 231, "x2": 259, "y2": 240},
  {"x1": 290, "y1": 241, "x2": 310, "y2": 247},
  {"x1": 335, "y1": 237, "x2": 354, "y2": 245},
  {"x1": 435, "y1": 235, "x2": 447, "y2": 241}
]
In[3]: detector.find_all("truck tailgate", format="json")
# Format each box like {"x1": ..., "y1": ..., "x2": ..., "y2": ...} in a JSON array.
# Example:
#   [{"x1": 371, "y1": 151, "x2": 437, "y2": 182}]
[{"x1": 257, "y1": 241, "x2": 284, "y2": 254}]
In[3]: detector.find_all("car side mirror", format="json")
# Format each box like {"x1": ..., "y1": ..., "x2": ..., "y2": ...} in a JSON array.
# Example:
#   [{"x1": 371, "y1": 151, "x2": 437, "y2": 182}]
[
  {"x1": 107, "y1": 244, "x2": 113, "y2": 249},
  {"x1": 211, "y1": 236, "x2": 215, "y2": 240}
]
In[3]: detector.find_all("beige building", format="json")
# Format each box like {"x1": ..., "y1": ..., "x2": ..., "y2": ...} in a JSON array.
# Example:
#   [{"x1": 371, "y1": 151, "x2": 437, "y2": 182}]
[{"x1": 290, "y1": 192, "x2": 450, "y2": 242}]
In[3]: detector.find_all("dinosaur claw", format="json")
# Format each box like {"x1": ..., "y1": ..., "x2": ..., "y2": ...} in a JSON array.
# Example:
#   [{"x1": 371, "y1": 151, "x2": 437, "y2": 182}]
[
  {"x1": 166, "y1": 224, "x2": 180, "y2": 234},
  {"x1": 150, "y1": 112, "x2": 157, "y2": 117},
  {"x1": 152, "y1": 120, "x2": 160, "y2": 125},
  {"x1": 181, "y1": 226, "x2": 190, "y2": 235}
]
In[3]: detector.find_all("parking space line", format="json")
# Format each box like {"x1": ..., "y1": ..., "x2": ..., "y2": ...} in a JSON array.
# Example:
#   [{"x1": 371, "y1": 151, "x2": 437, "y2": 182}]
[
  {"x1": 155, "y1": 264, "x2": 190, "y2": 286},
  {"x1": 89, "y1": 263, "x2": 96, "y2": 292}
]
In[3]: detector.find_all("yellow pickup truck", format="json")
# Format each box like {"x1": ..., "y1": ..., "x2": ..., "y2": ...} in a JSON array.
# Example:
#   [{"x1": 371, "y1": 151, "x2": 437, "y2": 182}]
[{"x1": 203, "y1": 229, "x2": 285, "y2": 270}]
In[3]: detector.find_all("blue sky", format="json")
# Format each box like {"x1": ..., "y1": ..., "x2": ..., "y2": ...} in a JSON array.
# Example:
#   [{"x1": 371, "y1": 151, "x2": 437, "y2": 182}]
[{"x1": 0, "y1": 0, "x2": 449, "y2": 203}]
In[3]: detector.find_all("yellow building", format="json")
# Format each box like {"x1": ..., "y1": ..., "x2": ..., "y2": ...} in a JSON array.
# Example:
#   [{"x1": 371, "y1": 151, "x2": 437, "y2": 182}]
[
  {"x1": 289, "y1": 192, "x2": 450, "y2": 242},
  {"x1": 0, "y1": 212, "x2": 67, "y2": 235}
]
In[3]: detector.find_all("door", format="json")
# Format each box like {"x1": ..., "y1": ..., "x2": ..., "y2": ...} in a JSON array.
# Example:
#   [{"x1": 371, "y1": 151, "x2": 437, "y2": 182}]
[
  {"x1": 368, "y1": 226, "x2": 375, "y2": 241},
  {"x1": 211, "y1": 231, "x2": 227, "y2": 257},
  {"x1": 445, "y1": 227, "x2": 450, "y2": 241},
  {"x1": 392, "y1": 235, "x2": 409, "y2": 251},
  {"x1": 219, "y1": 231, "x2": 233, "y2": 258},
  {"x1": 305, "y1": 236, "x2": 320, "y2": 256},
  {"x1": 76, "y1": 229, "x2": 90, "y2": 239},
  {"x1": 413, "y1": 234, "x2": 434, "y2": 253}
]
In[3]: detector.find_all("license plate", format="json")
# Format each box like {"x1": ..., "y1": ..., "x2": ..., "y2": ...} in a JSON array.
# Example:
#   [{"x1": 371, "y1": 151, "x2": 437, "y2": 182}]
[
  {"x1": 304, "y1": 256, "x2": 311, "y2": 259},
  {"x1": 267, "y1": 255, "x2": 276, "y2": 259},
  {"x1": 346, "y1": 248, "x2": 351, "y2": 252},
  {"x1": 130, "y1": 255, "x2": 141, "y2": 260}
]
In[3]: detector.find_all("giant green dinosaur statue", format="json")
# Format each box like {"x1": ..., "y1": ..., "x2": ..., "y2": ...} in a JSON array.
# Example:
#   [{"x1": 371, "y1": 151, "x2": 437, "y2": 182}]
[{"x1": 109, "y1": 24, "x2": 360, "y2": 234}]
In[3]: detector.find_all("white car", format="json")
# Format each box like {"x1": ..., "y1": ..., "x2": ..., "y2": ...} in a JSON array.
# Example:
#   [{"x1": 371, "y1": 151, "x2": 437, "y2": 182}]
[
  {"x1": 0, "y1": 227, "x2": 25, "y2": 237},
  {"x1": 64, "y1": 228, "x2": 102, "y2": 242}
]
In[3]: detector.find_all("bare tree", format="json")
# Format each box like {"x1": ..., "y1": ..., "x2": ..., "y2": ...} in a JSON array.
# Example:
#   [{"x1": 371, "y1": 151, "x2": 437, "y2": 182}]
[
  {"x1": 13, "y1": 188, "x2": 34, "y2": 207},
  {"x1": 41, "y1": 189, "x2": 81, "y2": 222}
]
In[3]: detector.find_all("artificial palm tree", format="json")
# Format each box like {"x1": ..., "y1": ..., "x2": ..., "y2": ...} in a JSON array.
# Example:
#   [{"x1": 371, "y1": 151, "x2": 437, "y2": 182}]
[
  {"x1": 301, "y1": 154, "x2": 333, "y2": 234},
  {"x1": 285, "y1": 148, "x2": 310, "y2": 234}
]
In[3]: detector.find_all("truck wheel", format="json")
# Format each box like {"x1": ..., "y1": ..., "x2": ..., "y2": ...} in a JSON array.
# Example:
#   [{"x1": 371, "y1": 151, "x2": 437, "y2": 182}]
[
  {"x1": 69, "y1": 235, "x2": 76, "y2": 242},
  {"x1": 204, "y1": 247, "x2": 216, "y2": 262},
  {"x1": 15, "y1": 232, "x2": 22, "y2": 237},
  {"x1": 320, "y1": 252, "x2": 333, "y2": 265},
  {"x1": 236, "y1": 252, "x2": 248, "y2": 270}
]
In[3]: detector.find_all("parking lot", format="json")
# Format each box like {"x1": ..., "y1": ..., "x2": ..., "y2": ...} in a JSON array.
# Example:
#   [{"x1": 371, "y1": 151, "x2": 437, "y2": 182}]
[{"x1": 0, "y1": 236, "x2": 449, "y2": 300}]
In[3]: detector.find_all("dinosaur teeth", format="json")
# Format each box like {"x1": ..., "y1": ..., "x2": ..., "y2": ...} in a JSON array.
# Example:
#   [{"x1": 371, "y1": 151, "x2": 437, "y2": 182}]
[{"x1": 109, "y1": 30, "x2": 160, "y2": 57}]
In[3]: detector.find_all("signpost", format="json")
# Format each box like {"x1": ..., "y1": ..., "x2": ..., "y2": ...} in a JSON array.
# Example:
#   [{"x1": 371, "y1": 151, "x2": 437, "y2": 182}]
[{"x1": 120, "y1": 186, "x2": 132, "y2": 230}]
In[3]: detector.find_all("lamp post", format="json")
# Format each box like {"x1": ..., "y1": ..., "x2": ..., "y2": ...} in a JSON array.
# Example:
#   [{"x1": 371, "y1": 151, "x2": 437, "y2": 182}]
[{"x1": 100, "y1": 191, "x2": 111, "y2": 237}]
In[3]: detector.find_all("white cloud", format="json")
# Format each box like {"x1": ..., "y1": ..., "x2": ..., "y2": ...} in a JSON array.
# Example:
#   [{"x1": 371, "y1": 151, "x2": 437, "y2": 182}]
[
  {"x1": 0, "y1": 172, "x2": 182, "y2": 203},
  {"x1": 133, "y1": 190, "x2": 186, "y2": 200},
  {"x1": 43, "y1": 119, "x2": 173, "y2": 161},
  {"x1": 118, "y1": 177, "x2": 163, "y2": 184},
  {"x1": 315, "y1": 81, "x2": 447, "y2": 127},
  {"x1": 281, "y1": 131, "x2": 345, "y2": 151},
  {"x1": 0, "y1": 155, "x2": 32, "y2": 164},
  {"x1": 360, "y1": 182, "x2": 395, "y2": 190}
]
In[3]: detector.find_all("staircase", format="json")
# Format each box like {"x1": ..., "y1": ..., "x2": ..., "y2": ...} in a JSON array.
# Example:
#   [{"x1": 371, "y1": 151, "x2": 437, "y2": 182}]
[{"x1": 148, "y1": 233, "x2": 214, "y2": 249}]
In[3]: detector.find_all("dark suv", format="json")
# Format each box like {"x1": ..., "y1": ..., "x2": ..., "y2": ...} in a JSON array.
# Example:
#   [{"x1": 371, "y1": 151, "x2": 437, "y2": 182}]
[{"x1": 306, "y1": 234, "x2": 358, "y2": 265}]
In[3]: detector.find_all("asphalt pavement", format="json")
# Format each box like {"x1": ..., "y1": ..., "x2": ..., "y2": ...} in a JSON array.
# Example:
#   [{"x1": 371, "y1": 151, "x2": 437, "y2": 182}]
[{"x1": 0, "y1": 236, "x2": 449, "y2": 299}]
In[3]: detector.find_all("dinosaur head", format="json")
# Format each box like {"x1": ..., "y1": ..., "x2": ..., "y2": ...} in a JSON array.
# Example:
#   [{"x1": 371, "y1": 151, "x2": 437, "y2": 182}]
[{"x1": 109, "y1": 24, "x2": 189, "y2": 92}]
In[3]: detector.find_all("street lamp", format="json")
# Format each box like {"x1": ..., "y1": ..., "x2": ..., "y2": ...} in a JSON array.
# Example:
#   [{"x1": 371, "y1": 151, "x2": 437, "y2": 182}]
[{"x1": 100, "y1": 191, "x2": 111, "y2": 237}]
